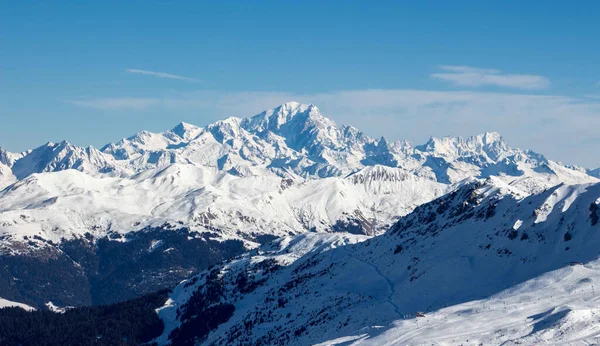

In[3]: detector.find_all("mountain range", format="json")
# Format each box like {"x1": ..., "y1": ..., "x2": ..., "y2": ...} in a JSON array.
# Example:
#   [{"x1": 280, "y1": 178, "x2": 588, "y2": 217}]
[
  {"x1": 1, "y1": 102, "x2": 596, "y2": 246},
  {"x1": 3, "y1": 102, "x2": 597, "y2": 187},
  {"x1": 2, "y1": 102, "x2": 600, "y2": 344}
]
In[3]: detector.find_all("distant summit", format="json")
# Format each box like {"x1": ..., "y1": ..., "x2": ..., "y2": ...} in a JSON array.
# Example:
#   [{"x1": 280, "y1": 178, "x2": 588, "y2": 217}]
[{"x1": 1, "y1": 102, "x2": 595, "y2": 193}]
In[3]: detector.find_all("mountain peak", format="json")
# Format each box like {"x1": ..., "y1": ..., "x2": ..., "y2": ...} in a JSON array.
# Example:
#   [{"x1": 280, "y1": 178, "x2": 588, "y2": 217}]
[
  {"x1": 0, "y1": 148, "x2": 16, "y2": 166},
  {"x1": 377, "y1": 136, "x2": 389, "y2": 148},
  {"x1": 279, "y1": 101, "x2": 306, "y2": 111},
  {"x1": 416, "y1": 132, "x2": 510, "y2": 161},
  {"x1": 481, "y1": 131, "x2": 503, "y2": 145},
  {"x1": 170, "y1": 122, "x2": 202, "y2": 140},
  {"x1": 276, "y1": 101, "x2": 319, "y2": 113},
  {"x1": 242, "y1": 102, "x2": 333, "y2": 133}
]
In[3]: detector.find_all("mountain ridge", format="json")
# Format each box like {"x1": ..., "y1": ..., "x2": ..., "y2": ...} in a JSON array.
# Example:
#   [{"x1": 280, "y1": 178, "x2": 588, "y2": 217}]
[{"x1": 2, "y1": 102, "x2": 596, "y2": 188}]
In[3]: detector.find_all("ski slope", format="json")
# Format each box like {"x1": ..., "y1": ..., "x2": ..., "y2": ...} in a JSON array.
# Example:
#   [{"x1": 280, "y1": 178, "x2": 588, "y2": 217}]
[
  {"x1": 154, "y1": 178, "x2": 600, "y2": 345},
  {"x1": 325, "y1": 261, "x2": 600, "y2": 345}
]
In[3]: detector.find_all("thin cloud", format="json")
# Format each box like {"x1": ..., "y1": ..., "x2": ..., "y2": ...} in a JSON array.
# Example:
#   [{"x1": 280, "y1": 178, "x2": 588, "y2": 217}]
[
  {"x1": 66, "y1": 98, "x2": 160, "y2": 110},
  {"x1": 432, "y1": 65, "x2": 550, "y2": 90},
  {"x1": 438, "y1": 65, "x2": 501, "y2": 74},
  {"x1": 125, "y1": 69, "x2": 202, "y2": 82}
]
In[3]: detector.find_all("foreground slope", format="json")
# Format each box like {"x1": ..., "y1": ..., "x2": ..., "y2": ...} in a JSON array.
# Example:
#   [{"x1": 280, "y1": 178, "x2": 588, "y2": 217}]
[
  {"x1": 352, "y1": 260, "x2": 600, "y2": 345},
  {"x1": 155, "y1": 178, "x2": 600, "y2": 345}
]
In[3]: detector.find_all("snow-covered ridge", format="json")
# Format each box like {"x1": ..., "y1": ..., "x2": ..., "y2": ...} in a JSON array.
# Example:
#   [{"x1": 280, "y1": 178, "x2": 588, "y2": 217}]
[{"x1": 0, "y1": 164, "x2": 447, "y2": 248}]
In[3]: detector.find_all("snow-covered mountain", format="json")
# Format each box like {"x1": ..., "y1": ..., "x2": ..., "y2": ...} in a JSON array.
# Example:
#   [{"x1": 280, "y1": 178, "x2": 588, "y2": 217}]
[
  {"x1": 0, "y1": 102, "x2": 596, "y2": 246},
  {"x1": 0, "y1": 164, "x2": 446, "y2": 250},
  {"x1": 4, "y1": 102, "x2": 596, "y2": 188},
  {"x1": 154, "y1": 178, "x2": 600, "y2": 345},
  {"x1": 0, "y1": 149, "x2": 21, "y2": 190},
  {"x1": 0, "y1": 101, "x2": 598, "y2": 308},
  {"x1": 10, "y1": 141, "x2": 118, "y2": 180},
  {"x1": 0, "y1": 164, "x2": 15, "y2": 191}
]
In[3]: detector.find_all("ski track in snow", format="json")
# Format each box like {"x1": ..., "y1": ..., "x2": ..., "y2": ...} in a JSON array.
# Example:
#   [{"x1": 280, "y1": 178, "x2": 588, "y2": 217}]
[
  {"x1": 344, "y1": 247, "x2": 404, "y2": 319},
  {"x1": 363, "y1": 264, "x2": 600, "y2": 346}
]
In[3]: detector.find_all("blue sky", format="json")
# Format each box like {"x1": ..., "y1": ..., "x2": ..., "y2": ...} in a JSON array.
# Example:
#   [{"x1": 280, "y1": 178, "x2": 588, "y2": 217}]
[{"x1": 2, "y1": 1, "x2": 600, "y2": 166}]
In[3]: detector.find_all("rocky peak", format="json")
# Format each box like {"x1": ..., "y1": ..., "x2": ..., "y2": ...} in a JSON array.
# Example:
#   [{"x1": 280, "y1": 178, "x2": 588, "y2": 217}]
[{"x1": 170, "y1": 122, "x2": 202, "y2": 140}]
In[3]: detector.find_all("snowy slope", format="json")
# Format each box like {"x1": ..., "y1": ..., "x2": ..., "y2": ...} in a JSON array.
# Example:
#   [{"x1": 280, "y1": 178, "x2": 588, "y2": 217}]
[
  {"x1": 0, "y1": 164, "x2": 15, "y2": 190},
  {"x1": 0, "y1": 297, "x2": 35, "y2": 311},
  {"x1": 154, "y1": 232, "x2": 370, "y2": 345},
  {"x1": 0, "y1": 164, "x2": 447, "y2": 251},
  {"x1": 154, "y1": 178, "x2": 600, "y2": 345},
  {"x1": 349, "y1": 261, "x2": 600, "y2": 345},
  {"x1": 0, "y1": 149, "x2": 22, "y2": 190}
]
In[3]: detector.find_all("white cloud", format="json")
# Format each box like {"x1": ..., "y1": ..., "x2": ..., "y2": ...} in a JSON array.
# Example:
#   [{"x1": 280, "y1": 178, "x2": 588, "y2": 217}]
[
  {"x1": 125, "y1": 69, "x2": 201, "y2": 82},
  {"x1": 432, "y1": 65, "x2": 550, "y2": 90},
  {"x1": 437, "y1": 65, "x2": 501, "y2": 74},
  {"x1": 66, "y1": 88, "x2": 600, "y2": 166}
]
